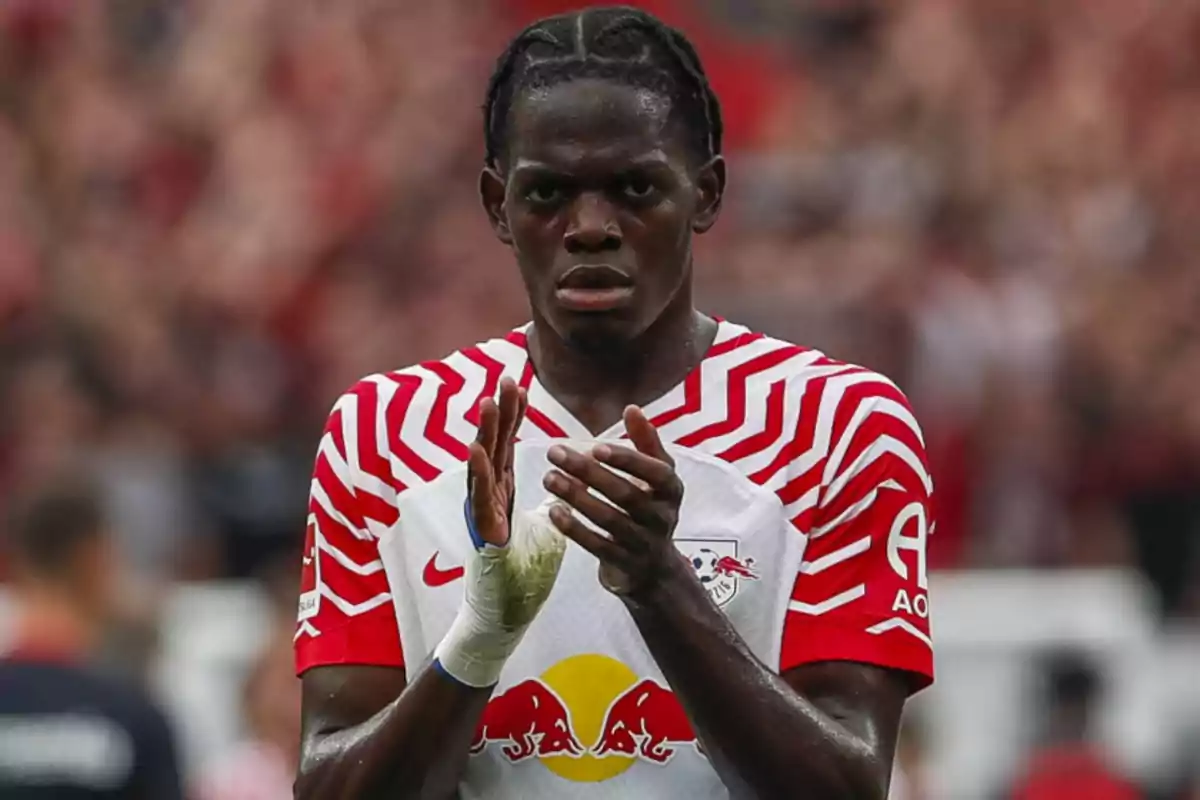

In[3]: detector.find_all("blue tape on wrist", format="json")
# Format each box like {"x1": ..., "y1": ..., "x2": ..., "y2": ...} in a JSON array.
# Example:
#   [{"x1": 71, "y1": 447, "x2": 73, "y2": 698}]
[
  {"x1": 431, "y1": 657, "x2": 462, "y2": 684},
  {"x1": 464, "y1": 496, "x2": 486, "y2": 550},
  {"x1": 432, "y1": 657, "x2": 496, "y2": 689}
]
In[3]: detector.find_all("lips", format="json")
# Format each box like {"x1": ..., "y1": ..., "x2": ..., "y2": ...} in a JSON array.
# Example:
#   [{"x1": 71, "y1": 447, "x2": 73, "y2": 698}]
[{"x1": 555, "y1": 265, "x2": 635, "y2": 312}]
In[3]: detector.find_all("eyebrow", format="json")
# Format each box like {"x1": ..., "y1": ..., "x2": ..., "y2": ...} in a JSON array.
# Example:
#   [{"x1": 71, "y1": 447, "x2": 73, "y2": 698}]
[{"x1": 510, "y1": 150, "x2": 673, "y2": 178}]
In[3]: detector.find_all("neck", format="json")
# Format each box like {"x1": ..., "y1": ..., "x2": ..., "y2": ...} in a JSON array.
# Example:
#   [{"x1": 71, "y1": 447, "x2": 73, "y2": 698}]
[
  {"x1": 528, "y1": 291, "x2": 717, "y2": 430},
  {"x1": 9, "y1": 583, "x2": 98, "y2": 661}
]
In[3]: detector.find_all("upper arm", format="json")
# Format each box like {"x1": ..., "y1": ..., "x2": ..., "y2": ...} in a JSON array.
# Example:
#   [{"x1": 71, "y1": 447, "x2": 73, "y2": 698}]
[
  {"x1": 301, "y1": 665, "x2": 408, "y2": 744},
  {"x1": 779, "y1": 376, "x2": 935, "y2": 689},
  {"x1": 781, "y1": 660, "x2": 909, "y2": 781},
  {"x1": 296, "y1": 381, "x2": 405, "y2": 675},
  {"x1": 773, "y1": 374, "x2": 934, "y2": 790}
]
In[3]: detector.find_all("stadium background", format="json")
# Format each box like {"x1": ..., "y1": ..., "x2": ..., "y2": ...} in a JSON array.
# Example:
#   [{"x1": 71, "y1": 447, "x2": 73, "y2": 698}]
[{"x1": 0, "y1": 0, "x2": 1198, "y2": 797}]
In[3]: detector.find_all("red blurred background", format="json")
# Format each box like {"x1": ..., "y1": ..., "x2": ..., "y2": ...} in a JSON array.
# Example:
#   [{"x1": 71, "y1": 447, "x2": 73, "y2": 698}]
[{"x1": 1, "y1": 1, "x2": 1198, "y2": 798}]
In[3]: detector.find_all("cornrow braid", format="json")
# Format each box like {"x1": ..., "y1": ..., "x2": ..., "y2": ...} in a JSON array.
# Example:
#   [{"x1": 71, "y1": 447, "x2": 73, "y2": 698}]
[{"x1": 482, "y1": 6, "x2": 723, "y2": 169}]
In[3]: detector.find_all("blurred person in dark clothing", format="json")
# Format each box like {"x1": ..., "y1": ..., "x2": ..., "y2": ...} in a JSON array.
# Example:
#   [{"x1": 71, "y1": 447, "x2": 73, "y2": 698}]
[
  {"x1": 0, "y1": 476, "x2": 184, "y2": 799},
  {"x1": 1003, "y1": 648, "x2": 1142, "y2": 800}
]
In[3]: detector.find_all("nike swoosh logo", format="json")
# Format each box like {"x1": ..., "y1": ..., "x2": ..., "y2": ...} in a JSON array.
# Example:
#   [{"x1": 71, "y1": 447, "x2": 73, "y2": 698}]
[{"x1": 423, "y1": 553, "x2": 464, "y2": 587}]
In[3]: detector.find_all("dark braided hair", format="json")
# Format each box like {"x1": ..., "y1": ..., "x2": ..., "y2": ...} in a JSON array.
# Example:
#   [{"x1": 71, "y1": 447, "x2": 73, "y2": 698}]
[{"x1": 483, "y1": 6, "x2": 723, "y2": 169}]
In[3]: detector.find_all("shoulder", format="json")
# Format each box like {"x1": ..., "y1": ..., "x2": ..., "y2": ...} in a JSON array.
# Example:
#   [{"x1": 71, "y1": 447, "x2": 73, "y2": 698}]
[
  {"x1": 706, "y1": 322, "x2": 902, "y2": 397},
  {"x1": 26, "y1": 662, "x2": 173, "y2": 740},
  {"x1": 320, "y1": 330, "x2": 529, "y2": 492},
  {"x1": 704, "y1": 322, "x2": 927, "y2": 500},
  {"x1": 714, "y1": 321, "x2": 920, "y2": 439},
  {"x1": 330, "y1": 328, "x2": 528, "y2": 422},
  {"x1": 89, "y1": 667, "x2": 175, "y2": 735}
]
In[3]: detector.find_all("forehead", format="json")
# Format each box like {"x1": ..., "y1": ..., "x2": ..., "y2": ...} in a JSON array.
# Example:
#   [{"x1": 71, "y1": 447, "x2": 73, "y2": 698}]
[{"x1": 505, "y1": 79, "x2": 681, "y2": 173}]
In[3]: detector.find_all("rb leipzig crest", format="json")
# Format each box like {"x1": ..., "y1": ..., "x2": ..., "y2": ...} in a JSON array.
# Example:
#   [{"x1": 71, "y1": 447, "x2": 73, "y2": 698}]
[{"x1": 673, "y1": 539, "x2": 758, "y2": 608}]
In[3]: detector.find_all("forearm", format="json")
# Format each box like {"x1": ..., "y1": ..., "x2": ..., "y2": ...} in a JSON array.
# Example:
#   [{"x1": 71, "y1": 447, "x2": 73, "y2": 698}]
[
  {"x1": 626, "y1": 559, "x2": 889, "y2": 800},
  {"x1": 297, "y1": 665, "x2": 492, "y2": 800}
]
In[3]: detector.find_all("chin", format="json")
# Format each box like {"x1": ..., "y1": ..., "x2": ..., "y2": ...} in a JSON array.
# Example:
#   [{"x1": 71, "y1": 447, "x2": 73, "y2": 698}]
[{"x1": 556, "y1": 311, "x2": 644, "y2": 354}]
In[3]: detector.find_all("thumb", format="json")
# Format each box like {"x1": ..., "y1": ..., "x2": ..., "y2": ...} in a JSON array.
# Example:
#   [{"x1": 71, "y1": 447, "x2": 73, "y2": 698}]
[{"x1": 624, "y1": 405, "x2": 672, "y2": 464}]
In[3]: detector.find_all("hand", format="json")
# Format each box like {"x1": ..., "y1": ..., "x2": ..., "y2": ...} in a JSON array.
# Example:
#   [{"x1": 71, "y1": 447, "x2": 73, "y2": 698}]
[
  {"x1": 542, "y1": 405, "x2": 686, "y2": 599},
  {"x1": 467, "y1": 377, "x2": 527, "y2": 547},
  {"x1": 437, "y1": 377, "x2": 568, "y2": 688}
]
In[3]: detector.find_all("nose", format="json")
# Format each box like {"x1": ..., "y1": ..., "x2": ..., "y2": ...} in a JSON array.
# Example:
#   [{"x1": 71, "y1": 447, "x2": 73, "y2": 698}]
[{"x1": 564, "y1": 192, "x2": 622, "y2": 254}]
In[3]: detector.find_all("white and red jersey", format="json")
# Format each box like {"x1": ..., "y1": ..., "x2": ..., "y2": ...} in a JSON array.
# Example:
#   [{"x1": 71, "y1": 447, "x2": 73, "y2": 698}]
[{"x1": 295, "y1": 320, "x2": 935, "y2": 799}]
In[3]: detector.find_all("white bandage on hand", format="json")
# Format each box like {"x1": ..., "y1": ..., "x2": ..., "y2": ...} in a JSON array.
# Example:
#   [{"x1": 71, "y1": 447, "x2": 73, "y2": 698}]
[{"x1": 433, "y1": 499, "x2": 567, "y2": 687}]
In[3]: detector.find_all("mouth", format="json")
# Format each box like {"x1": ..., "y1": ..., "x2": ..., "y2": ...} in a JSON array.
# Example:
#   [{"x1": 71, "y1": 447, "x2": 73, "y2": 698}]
[{"x1": 554, "y1": 264, "x2": 635, "y2": 313}]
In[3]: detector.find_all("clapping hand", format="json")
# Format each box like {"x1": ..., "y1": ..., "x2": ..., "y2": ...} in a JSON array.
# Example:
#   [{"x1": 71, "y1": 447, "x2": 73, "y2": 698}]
[
  {"x1": 435, "y1": 378, "x2": 567, "y2": 688},
  {"x1": 466, "y1": 378, "x2": 527, "y2": 548},
  {"x1": 542, "y1": 406, "x2": 686, "y2": 599}
]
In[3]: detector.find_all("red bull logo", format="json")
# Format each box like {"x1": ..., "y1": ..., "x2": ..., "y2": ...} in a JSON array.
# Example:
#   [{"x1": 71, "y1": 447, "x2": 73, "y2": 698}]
[
  {"x1": 593, "y1": 679, "x2": 701, "y2": 764},
  {"x1": 714, "y1": 554, "x2": 758, "y2": 580},
  {"x1": 470, "y1": 655, "x2": 703, "y2": 782},
  {"x1": 470, "y1": 680, "x2": 584, "y2": 762}
]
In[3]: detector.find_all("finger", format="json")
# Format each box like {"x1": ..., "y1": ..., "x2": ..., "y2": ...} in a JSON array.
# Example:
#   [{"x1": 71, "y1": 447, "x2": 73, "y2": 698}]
[
  {"x1": 624, "y1": 406, "x2": 674, "y2": 467},
  {"x1": 493, "y1": 378, "x2": 521, "y2": 474},
  {"x1": 547, "y1": 445, "x2": 651, "y2": 518},
  {"x1": 590, "y1": 444, "x2": 679, "y2": 502},
  {"x1": 548, "y1": 503, "x2": 629, "y2": 564},
  {"x1": 543, "y1": 469, "x2": 646, "y2": 550},
  {"x1": 503, "y1": 388, "x2": 528, "y2": 476},
  {"x1": 467, "y1": 442, "x2": 502, "y2": 547},
  {"x1": 475, "y1": 397, "x2": 499, "y2": 458}
]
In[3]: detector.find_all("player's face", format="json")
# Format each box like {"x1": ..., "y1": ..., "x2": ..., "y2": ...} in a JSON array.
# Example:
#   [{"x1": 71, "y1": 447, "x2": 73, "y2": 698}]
[{"x1": 482, "y1": 78, "x2": 724, "y2": 348}]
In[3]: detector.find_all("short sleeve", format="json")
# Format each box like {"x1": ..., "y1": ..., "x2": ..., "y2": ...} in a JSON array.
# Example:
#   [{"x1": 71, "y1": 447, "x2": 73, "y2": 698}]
[
  {"x1": 295, "y1": 381, "x2": 404, "y2": 675},
  {"x1": 779, "y1": 381, "x2": 935, "y2": 692}
]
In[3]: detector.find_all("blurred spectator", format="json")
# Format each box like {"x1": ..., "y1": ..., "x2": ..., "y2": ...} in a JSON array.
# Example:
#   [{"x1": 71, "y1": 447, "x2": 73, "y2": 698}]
[
  {"x1": 194, "y1": 552, "x2": 301, "y2": 800},
  {"x1": 1001, "y1": 649, "x2": 1143, "y2": 800},
  {"x1": 193, "y1": 626, "x2": 299, "y2": 800},
  {"x1": 0, "y1": 475, "x2": 184, "y2": 799},
  {"x1": 0, "y1": 0, "x2": 1195, "y2": 790},
  {"x1": 891, "y1": 712, "x2": 935, "y2": 800},
  {"x1": 0, "y1": 0, "x2": 1196, "y2": 608}
]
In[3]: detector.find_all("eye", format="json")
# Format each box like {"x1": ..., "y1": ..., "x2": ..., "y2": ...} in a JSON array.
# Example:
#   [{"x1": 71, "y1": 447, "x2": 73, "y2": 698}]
[
  {"x1": 622, "y1": 176, "x2": 657, "y2": 200},
  {"x1": 525, "y1": 183, "x2": 563, "y2": 206}
]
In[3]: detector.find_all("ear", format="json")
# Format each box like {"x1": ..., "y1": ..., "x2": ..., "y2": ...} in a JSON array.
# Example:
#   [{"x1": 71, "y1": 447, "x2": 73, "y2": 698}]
[
  {"x1": 691, "y1": 155, "x2": 726, "y2": 234},
  {"x1": 479, "y1": 166, "x2": 513, "y2": 245}
]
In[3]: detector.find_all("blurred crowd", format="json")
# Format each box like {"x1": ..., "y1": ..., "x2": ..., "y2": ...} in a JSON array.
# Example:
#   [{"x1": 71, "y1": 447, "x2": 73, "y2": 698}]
[
  {"x1": 2, "y1": 0, "x2": 1198, "y2": 610},
  {"x1": 1, "y1": 0, "x2": 1199, "y2": 797},
  {"x1": 698, "y1": 0, "x2": 1200, "y2": 611}
]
